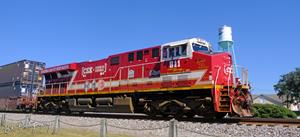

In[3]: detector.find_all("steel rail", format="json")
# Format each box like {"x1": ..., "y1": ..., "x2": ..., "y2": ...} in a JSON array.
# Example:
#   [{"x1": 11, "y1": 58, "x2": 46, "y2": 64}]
[{"x1": 236, "y1": 117, "x2": 300, "y2": 127}]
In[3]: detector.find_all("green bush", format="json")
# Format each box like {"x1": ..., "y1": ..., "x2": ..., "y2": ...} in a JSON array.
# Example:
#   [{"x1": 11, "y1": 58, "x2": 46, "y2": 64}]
[{"x1": 251, "y1": 104, "x2": 297, "y2": 119}]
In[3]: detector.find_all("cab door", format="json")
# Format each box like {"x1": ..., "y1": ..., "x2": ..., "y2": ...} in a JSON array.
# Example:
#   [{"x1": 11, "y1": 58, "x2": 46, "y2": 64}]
[{"x1": 160, "y1": 43, "x2": 192, "y2": 88}]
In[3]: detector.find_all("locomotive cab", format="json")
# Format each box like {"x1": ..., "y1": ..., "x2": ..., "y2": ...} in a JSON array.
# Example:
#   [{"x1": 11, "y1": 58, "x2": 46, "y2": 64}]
[{"x1": 160, "y1": 38, "x2": 212, "y2": 62}]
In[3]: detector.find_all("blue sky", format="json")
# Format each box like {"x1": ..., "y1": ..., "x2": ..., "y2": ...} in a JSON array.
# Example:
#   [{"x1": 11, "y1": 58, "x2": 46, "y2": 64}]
[{"x1": 0, "y1": 0, "x2": 299, "y2": 94}]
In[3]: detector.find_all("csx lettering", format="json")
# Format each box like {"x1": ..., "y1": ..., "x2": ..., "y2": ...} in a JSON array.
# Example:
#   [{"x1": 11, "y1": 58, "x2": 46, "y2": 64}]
[
  {"x1": 82, "y1": 67, "x2": 93, "y2": 77},
  {"x1": 224, "y1": 66, "x2": 233, "y2": 75},
  {"x1": 95, "y1": 63, "x2": 107, "y2": 75}
]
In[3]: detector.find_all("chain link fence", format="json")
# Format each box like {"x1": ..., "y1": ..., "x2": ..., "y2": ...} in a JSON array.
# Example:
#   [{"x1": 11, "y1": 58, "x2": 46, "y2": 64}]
[
  {"x1": 0, "y1": 114, "x2": 222, "y2": 137},
  {"x1": 0, "y1": 114, "x2": 55, "y2": 135}
]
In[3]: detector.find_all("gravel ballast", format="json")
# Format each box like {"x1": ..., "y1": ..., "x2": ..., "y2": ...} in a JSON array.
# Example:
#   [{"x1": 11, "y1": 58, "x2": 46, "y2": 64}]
[{"x1": 1, "y1": 113, "x2": 299, "y2": 137}]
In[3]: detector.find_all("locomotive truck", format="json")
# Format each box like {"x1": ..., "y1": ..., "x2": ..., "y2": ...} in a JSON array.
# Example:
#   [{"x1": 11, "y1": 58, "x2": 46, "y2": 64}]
[{"x1": 36, "y1": 36, "x2": 252, "y2": 118}]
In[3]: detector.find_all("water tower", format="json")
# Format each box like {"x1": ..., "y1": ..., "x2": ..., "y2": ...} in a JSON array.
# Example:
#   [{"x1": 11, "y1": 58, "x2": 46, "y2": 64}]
[{"x1": 218, "y1": 25, "x2": 238, "y2": 77}]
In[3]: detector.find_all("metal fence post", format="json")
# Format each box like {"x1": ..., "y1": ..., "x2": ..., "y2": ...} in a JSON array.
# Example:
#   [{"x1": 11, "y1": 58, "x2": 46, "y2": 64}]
[
  {"x1": 24, "y1": 115, "x2": 28, "y2": 128},
  {"x1": 1, "y1": 114, "x2": 6, "y2": 126},
  {"x1": 24, "y1": 114, "x2": 31, "y2": 128},
  {"x1": 58, "y1": 115, "x2": 61, "y2": 129},
  {"x1": 100, "y1": 118, "x2": 107, "y2": 137},
  {"x1": 169, "y1": 118, "x2": 178, "y2": 137},
  {"x1": 52, "y1": 115, "x2": 60, "y2": 134}
]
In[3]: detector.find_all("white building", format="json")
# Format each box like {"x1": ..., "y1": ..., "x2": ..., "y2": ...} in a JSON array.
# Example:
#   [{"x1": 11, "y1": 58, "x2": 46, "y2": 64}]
[{"x1": 252, "y1": 94, "x2": 300, "y2": 111}]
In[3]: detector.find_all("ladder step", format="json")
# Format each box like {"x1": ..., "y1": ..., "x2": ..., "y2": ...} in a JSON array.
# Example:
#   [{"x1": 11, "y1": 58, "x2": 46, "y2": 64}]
[
  {"x1": 219, "y1": 109, "x2": 230, "y2": 112},
  {"x1": 220, "y1": 105, "x2": 230, "y2": 108},
  {"x1": 220, "y1": 94, "x2": 229, "y2": 96}
]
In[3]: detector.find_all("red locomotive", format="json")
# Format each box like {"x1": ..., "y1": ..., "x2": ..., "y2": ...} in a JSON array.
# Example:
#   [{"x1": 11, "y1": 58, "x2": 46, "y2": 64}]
[{"x1": 37, "y1": 37, "x2": 252, "y2": 118}]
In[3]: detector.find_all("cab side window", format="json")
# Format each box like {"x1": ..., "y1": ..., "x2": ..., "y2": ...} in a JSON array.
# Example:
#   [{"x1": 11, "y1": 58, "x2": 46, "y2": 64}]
[
  {"x1": 163, "y1": 47, "x2": 168, "y2": 59},
  {"x1": 169, "y1": 47, "x2": 175, "y2": 58},
  {"x1": 144, "y1": 50, "x2": 149, "y2": 55},
  {"x1": 137, "y1": 51, "x2": 143, "y2": 60},
  {"x1": 152, "y1": 48, "x2": 159, "y2": 58},
  {"x1": 181, "y1": 44, "x2": 187, "y2": 55},
  {"x1": 162, "y1": 44, "x2": 188, "y2": 59},
  {"x1": 110, "y1": 56, "x2": 119, "y2": 65},
  {"x1": 128, "y1": 52, "x2": 134, "y2": 62},
  {"x1": 175, "y1": 46, "x2": 180, "y2": 57}
]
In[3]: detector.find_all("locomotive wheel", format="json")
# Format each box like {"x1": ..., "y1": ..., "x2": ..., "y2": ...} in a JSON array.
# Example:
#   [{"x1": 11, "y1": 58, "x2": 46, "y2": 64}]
[
  {"x1": 65, "y1": 109, "x2": 71, "y2": 114},
  {"x1": 215, "y1": 113, "x2": 227, "y2": 119},
  {"x1": 59, "y1": 100, "x2": 71, "y2": 114},
  {"x1": 168, "y1": 104, "x2": 184, "y2": 119},
  {"x1": 174, "y1": 110, "x2": 184, "y2": 119},
  {"x1": 45, "y1": 102, "x2": 58, "y2": 114},
  {"x1": 194, "y1": 103, "x2": 214, "y2": 117},
  {"x1": 144, "y1": 103, "x2": 158, "y2": 117},
  {"x1": 160, "y1": 101, "x2": 185, "y2": 119},
  {"x1": 185, "y1": 112, "x2": 196, "y2": 118},
  {"x1": 160, "y1": 113, "x2": 169, "y2": 118}
]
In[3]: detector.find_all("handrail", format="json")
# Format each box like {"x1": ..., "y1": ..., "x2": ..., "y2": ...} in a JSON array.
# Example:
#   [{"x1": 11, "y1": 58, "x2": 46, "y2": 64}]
[
  {"x1": 235, "y1": 65, "x2": 249, "y2": 86},
  {"x1": 41, "y1": 61, "x2": 161, "y2": 95},
  {"x1": 69, "y1": 61, "x2": 161, "y2": 84},
  {"x1": 214, "y1": 66, "x2": 221, "y2": 92},
  {"x1": 227, "y1": 68, "x2": 231, "y2": 95},
  {"x1": 41, "y1": 82, "x2": 69, "y2": 95}
]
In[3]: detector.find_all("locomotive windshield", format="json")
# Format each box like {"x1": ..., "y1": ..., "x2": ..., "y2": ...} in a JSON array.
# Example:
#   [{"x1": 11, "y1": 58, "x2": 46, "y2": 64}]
[{"x1": 192, "y1": 43, "x2": 209, "y2": 52}]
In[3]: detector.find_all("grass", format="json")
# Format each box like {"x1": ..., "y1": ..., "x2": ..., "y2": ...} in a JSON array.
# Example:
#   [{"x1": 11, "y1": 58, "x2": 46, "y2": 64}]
[{"x1": 0, "y1": 126, "x2": 135, "y2": 137}]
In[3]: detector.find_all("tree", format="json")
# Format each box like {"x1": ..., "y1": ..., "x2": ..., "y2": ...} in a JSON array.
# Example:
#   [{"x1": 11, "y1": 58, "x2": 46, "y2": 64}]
[{"x1": 274, "y1": 68, "x2": 300, "y2": 108}]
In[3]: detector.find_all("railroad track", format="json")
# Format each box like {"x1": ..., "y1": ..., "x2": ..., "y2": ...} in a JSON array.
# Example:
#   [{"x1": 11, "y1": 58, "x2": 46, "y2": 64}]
[
  {"x1": 236, "y1": 117, "x2": 300, "y2": 127},
  {"x1": 1, "y1": 110, "x2": 300, "y2": 127}
]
